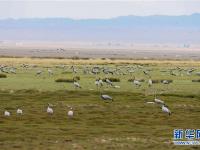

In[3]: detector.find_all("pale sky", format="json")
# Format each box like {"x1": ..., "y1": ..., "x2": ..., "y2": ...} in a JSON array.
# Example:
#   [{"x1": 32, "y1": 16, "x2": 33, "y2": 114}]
[{"x1": 0, "y1": 0, "x2": 200, "y2": 19}]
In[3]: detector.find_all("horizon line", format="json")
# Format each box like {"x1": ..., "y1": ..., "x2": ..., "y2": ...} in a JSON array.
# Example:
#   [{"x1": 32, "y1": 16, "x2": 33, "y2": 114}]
[{"x1": 0, "y1": 13, "x2": 200, "y2": 21}]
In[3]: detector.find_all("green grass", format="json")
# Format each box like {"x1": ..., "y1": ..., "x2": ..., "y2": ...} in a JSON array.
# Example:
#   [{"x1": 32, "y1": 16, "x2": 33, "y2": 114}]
[
  {"x1": 0, "y1": 65, "x2": 199, "y2": 96},
  {"x1": 0, "y1": 61, "x2": 200, "y2": 149},
  {"x1": 0, "y1": 90, "x2": 200, "y2": 150}
]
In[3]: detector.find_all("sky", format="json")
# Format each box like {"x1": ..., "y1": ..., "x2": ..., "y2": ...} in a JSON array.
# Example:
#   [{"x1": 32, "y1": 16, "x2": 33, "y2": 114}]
[{"x1": 0, "y1": 0, "x2": 200, "y2": 19}]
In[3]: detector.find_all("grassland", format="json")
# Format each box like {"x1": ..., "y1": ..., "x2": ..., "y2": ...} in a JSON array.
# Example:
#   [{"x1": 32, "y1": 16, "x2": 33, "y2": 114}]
[
  {"x1": 1, "y1": 57, "x2": 200, "y2": 66},
  {"x1": 0, "y1": 57, "x2": 200, "y2": 150}
]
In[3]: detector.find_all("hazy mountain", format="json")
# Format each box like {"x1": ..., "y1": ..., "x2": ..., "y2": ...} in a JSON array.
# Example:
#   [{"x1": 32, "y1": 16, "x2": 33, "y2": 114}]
[{"x1": 0, "y1": 14, "x2": 200, "y2": 43}]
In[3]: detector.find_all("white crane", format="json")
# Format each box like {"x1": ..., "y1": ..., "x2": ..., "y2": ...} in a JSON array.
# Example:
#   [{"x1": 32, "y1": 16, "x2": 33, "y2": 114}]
[
  {"x1": 98, "y1": 79, "x2": 104, "y2": 87},
  {"x1": 162, "y1": 80, "x2": 169, "y2": 84},
  {"x1": 95, "y1": 79, "x2": 100, "y2": 88},
  {"x1": 10, "y1": 68, "x2": 16, "y2": 74},
  {"x1": 95, "y1": 79, "x2": 104, "y2": 89},
  {"x1": 148, "y1": 79, "x2": 153, "y2": 87},
  {"x1": 4, "y1": 110, "x2": 10, "y2": 117},
  {"x1": 154, "y1": 98, "x2": 165, "y2": 105},
  {"x1": 154, "y1": 91, "x2": 165, "y2": 105},
  {"x1": 16, "y1": 108, "x2": 23, "y2": 115},
  {"x1": 133, "y1": 75, "x2": 141, "y2": 87},
  {"x1": 105, "y1": 78, "x2": 113, "y2": 86},
  {"x1": 134, "y1": 80, "x2": 141, "y2": 86},
  {"x1": 74, "y1": 81, "x2": 81, "y2": 89},
  {"x1": 67, "y1": 107, "x2": 74, "y2": 118},
  {"x1": 101, "y1": 94, "x2": 113, "y2": 102},
  {"x1": 162, "y1": 105, "x2": 171, "y2": 116},
  {"x1": 47, "y1": 105, "x2": 53, "y2": 115},
  {"x1": 48, "y1": 69, "x2": 53, "y2": 76}
]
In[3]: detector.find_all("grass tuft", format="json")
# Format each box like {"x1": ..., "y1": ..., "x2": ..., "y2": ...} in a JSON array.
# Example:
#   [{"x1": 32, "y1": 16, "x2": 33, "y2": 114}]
[{"x1": 0, "y1": 73, "x2": 7, "y2": 78}]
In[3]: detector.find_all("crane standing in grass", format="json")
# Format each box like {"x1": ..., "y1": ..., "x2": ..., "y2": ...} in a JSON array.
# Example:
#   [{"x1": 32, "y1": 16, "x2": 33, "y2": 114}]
[
  {"x1": 105, "y1": 78, "x2": 113, "y2": 87},
  {"x1": 132, "y1": 75, "x2": 141, "y2": 87},
  {"x1": 99, "y1": 79, "x2": 104, "y2": 87},
  {"x1": 47, "y1": 104, "x2": 53, "y2": 115},
  {"x1": 162, "y1": 104, "x2": 171, "y2": 116},
  {"x1": 95, "y1": 79, "x2": 100, "y2": 89},
  {"x1": 17, "y1": 108, "x2": 23, "y2": 115},
  {"x1": 154, "y1": 90, "x2": 165, "y2": 105},
  {"x1": 67, "y1": 107, "x2": 74, "y2": 118},
  {"x1": 74, "y1": 81, "x2": 82, "y2": 89},
  {"x1": 148, "y1": 78, "x2": 153, "y2": 87},
  {"x1": 95, "y1": 78, "x2": 104, "y2": 89},
  {"x1": 4, "y1": 110, "x2": 10, "y2": 117},
  {"x1": 100, "y1": 94, "x2": 113, "y2": 102},
  {"x1": 36, "y1": 70, "x2": 43, "y2": 76},
  {"x1": 48, "y1": 69, "x2": 53, "y2": 76}
]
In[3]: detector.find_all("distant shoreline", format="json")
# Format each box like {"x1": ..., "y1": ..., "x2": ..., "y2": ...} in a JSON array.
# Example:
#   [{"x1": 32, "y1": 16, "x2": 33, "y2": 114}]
[{"x1": 0, "y1": 42, "x2": 200, "y2": 60}]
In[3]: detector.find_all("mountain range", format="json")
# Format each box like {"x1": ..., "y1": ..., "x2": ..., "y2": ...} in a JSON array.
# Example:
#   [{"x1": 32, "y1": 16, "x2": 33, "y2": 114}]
[{"x1": 0, "y1": 14, "x2": 200, "y2": 43}]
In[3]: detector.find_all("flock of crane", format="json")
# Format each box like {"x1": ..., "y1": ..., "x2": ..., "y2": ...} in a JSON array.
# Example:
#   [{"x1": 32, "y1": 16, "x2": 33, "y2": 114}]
[
  {"x1": 2, "y1": 94, "x2": 113, "y2": 118},
  {"x1": 3, "y1": 105, "x2": 74, "y2": 118},
  {"x1": 2, "y1": 92, "x2": 171, "y2": 117},
  {"x1": 0, "y1": 63, "x2": 199, "y2": 118},
  {"x1": 1, "y1": 64, "x2": 199, "y2": 77}
]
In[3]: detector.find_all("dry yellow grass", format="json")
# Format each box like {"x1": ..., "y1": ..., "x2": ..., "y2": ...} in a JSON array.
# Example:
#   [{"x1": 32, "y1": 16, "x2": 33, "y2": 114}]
[{"x1": 1, "y1": 57, "x2": 200, "y2": 66}]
